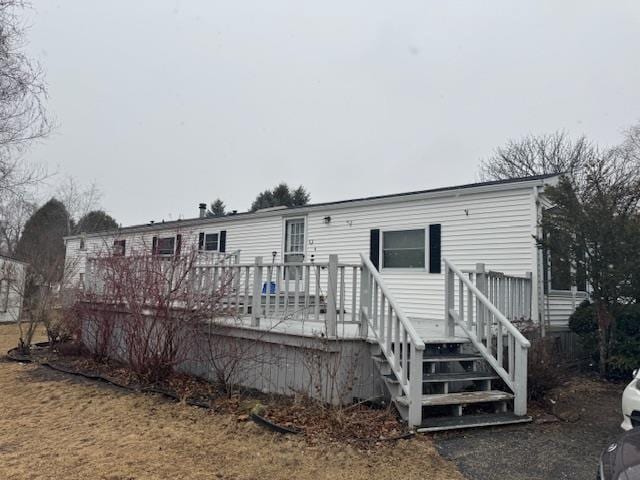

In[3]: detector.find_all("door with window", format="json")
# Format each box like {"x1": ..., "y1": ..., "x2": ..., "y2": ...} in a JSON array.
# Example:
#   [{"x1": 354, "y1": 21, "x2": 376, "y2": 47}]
[{"x1": 284, "y1": 218, "x2": 305, "y2": 291}]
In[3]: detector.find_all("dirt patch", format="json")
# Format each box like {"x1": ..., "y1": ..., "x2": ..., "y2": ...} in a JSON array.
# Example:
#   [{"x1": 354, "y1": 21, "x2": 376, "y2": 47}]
[
  {"x1": 0, "y1": 324, "x2": 464, "y2": 480},
  {"x1": 434, "y1": 375, "x2": 625, "y2": 480}
]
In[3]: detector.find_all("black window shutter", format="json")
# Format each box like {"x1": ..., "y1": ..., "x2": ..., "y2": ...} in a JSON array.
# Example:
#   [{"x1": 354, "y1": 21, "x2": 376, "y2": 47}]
[
  {"x1": 152, "y1": 236, "x2": 158, "y2": 255},
  {"x1": 175, "y1": 234, "x2": 182, "y2": 255},
  {"x1": 429, "y1": 224, "x2": 442, "y2": 273},
  {"x1": 219, "y1": 230, "x2": 226, "y2": 253},
  {"x1": 198, "y1": 232, "x2": 205, "y2": 250},
  {"x1": 369, "y1": 229, "x2": 380, "y2": 270}
]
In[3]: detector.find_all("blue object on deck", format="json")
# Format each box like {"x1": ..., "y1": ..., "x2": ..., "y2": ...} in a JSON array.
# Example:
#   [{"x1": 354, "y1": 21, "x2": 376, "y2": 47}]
[{"x1": 262, "y1": 281, "x2": 277, "y2": 294}]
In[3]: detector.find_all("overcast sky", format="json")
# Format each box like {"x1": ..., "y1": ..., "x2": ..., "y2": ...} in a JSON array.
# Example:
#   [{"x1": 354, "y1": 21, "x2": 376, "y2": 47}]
[{"x1": 23, "y1": 1, "x2": 640, "y2": 225}]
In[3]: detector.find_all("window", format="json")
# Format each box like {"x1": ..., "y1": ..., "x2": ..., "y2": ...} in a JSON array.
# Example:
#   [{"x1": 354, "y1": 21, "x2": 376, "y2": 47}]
[
  {"x1": 79, "y1": 237, "x2": 86, "y2": 250},
  {"x1": 0, "y1": 279, "x2": 9, "y2": 313},
  {"x1": 205, "y1": 233, "x2": 219, "y2": 251},
  {"x1": 113, "y1": 240, "x2": 126, "y2": 256},
  {"x1": 157, "y1": 237, "x2": 175, "y2": 255},
  {"x1": 382, "y1": 229, "x2": 425, "y2": 269}
]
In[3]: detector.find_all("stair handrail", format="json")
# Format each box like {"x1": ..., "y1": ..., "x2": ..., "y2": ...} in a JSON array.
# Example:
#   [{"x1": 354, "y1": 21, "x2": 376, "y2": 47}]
[
  {"x1": 360, "y1": 254, "x2": 425, "y2": 349},
  {"x1": 360, "y1": 253, "x2": 425, "y2": 427},
  {"x1": 444, "y1": 257, "x2": 530, "y2": 416}
]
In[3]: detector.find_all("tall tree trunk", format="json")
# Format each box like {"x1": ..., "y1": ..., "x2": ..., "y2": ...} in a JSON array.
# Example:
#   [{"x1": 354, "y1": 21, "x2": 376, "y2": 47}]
[{"x1": 595, "y1": 300, "x2": 613, "y2": 375}]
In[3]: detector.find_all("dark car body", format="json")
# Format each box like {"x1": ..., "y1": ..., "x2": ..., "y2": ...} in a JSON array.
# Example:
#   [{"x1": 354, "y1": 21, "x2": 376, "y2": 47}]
[{"x1": 599, "y1": 428, "x2": 640, "y2": 479}]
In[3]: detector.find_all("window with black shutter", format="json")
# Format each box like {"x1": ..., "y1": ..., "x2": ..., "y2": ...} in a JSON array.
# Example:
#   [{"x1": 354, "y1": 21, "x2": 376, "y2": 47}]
[
  {"x1": 381, "y1": 229, "x2": 425, "y2": 269},
  {"x1": 204, "y1": 233, "x2": 219, "y2": 251},
  {"x1": 157, "y1": 237, "x2": 175, "y2": 255}
]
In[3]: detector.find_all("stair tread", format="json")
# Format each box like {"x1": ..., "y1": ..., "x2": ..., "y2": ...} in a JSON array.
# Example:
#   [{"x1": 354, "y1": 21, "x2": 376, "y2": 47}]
[
  {"x1": 422, "y1": 372, "x2": 499, "y2": 382},
  {"x1": 423, "y1": 353, "x2": 484, "y2": 362},
  {"x1": 417, "y1": 412, "x2": 532, "y2": 432},
  {"x1": 396, "y1": 390, "x2": 514, "y2": 407},
  {"x1": 384, "y1": 371, "x2": 498, "y2": 384}
]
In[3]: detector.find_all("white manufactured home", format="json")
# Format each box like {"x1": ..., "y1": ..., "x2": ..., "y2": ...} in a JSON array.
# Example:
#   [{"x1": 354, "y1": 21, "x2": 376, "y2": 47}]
[
  {"x1": 0, "y1": 255, "x2": 26, "y2": 323},
  {"x1": 64, "y1": 174, "x2": 586, "y2": 431}
]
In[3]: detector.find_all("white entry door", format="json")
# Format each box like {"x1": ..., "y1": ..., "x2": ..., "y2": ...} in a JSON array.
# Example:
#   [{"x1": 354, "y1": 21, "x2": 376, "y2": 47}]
[{"x1": 284, "y1": 218, "x2": 305, "y2": 291}]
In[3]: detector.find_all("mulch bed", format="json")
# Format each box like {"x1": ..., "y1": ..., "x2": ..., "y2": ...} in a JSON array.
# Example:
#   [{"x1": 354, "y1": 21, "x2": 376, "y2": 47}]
[{"x1": 8, "y1": 343, "x2": 411, "y2": 447}]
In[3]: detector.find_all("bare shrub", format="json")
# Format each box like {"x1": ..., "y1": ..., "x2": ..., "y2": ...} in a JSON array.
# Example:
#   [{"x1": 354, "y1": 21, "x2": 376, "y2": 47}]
[
  {"x1": 524, "y1": 327, "x2": 567, "y2": 402},
  {"x1": 76, "y1": 240, "x2": 232, "y2": 382},
  {"x1": 201, "y1": 325, "x2": 278, "y2": 397},
  {"x1": 300, "y1": 336, "x2": 361, "y2": 409}
]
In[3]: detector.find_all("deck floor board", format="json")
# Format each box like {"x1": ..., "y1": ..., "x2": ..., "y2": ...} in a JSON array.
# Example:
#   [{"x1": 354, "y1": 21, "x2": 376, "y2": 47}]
[{"x1": 215, "y1": 315, "x2": 469, "y2": 343}]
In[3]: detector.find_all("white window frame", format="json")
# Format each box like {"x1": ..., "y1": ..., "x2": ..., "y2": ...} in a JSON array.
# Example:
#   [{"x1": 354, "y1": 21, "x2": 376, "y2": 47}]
[
  {"x1": 282, "y1": 217, "x2": 307, "y2": 259},
  {"x1": 281, "y1": 216, "x2": 307, "y2": 284},
  {"x1": 381, "y1": 227, "x2": 427, "y2": 271}
]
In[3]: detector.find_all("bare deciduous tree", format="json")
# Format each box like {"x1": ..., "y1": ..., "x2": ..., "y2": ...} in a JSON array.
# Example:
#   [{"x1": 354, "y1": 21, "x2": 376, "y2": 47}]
[
  {"x1": 55, "y1": 175, "x2": 102, "y2": 235},
  {"x1": 542, "y1": 148, "x2": 640, "y2": 374},
  {"x1": 0, "y1": 194, "x2": 34, "y2": 254},
  {"x1": 478, "y1": 131, "x2": 598, "y2": 183},
  {"x1": 0, "y1": 0, "x2": 50, "y2": 198}
]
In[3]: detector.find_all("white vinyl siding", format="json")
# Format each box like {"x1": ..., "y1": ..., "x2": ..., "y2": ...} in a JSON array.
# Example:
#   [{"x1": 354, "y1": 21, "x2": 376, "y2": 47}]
[
  {"x1": 0, "y1": 257, "x2": 25, "y2": 323},
  {"x1": 65, "y1": 184, "x2": 568, "y2": 323},
  {"x1": 545, "y1": 291, "x2": 589, "y2": 328}
]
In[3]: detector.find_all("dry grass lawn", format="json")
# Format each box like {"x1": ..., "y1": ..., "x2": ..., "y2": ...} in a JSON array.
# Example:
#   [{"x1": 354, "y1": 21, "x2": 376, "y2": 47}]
[{"x1": 0, "y1": 324, "x2": 463, "y2": 480}]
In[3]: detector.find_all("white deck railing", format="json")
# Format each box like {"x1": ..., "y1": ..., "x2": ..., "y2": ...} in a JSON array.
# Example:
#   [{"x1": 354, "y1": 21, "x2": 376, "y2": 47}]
[
  {"x1": 359, "y1": 253, "x2": 425, "y2": 427},
  {"x1": 445, "y1": 258, "x2": 531, "y2": 415},
  {"x1": 461, "y1": 264, "x2": 533, "y2": 322},
  {"x1": 206, "y1": 255, "x2": 363, "y2": 334},
  {"x1": 195, "y1": 249, "x2": 241, "y2": 266}
]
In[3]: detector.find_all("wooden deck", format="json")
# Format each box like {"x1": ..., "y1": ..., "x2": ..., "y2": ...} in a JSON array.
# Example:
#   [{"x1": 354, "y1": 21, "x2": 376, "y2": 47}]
[{"x1": 215, "y1": 314, "x2": 469, "y2": 343}]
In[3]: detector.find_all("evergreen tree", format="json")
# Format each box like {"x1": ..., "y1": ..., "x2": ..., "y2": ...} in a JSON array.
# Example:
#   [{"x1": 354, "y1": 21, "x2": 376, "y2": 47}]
[
  {"x1": 75, "y1": 210, "x2": 118, "y2": 234},
  {"x1": 15, "y1": 198, "x2": 70, "y2": 285},
  {"x1": 250, "y1": 183, "x2": 310, "y2": 212},
  {"x1": 207, "y1": 198, "x2": 226, "y2": 217}
]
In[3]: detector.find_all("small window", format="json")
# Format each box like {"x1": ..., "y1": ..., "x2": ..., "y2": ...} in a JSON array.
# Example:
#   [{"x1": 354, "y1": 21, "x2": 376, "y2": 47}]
[
  {"x1": 205, "y1": 233, "x2": 219, "y2": 251},
  {"x1": 79, "y1": 237, "x2": 86, "y2": 250},
  {"x1": 113, "y1": 240, "x2": 126, "y2": 256},
  {"x1": 157, "y1": 237, "x2": 175, "y2": 255},
  {"x1": 0, "y1": 279, "x2": 9, "y2": 313},
  {"x1": 382, "y1": 229, "x2": 425, "y2": 269}
]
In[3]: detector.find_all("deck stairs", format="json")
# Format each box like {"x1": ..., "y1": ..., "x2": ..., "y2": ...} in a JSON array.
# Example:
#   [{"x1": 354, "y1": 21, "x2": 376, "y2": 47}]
[
  {"x1": 360, "y1": 254, "x2": 532, "y2": 432},
  {"x1": 371, "y1": 340, "x2": 531, "y2": 432}
]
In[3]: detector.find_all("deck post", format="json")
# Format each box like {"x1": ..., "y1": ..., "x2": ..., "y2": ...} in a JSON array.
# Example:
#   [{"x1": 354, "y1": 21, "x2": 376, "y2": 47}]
[
  {"x1": 475, "y1": 263, "x2": 486, "y2": 340},
  {"x1": 408, "y1": 343, "x2": 424, "y2": 427},
  {"x1": 251, "y1": 256, "x2": 263, "y2": 327},
  {"x1": 525, "y1": 271, "x2": 533, "y2": 320},
  {"x1": 513, "y1": 342, "x2": 528, "y2": 415},
  {"x1": 326, "y1": 254, "x2": 338, "y2": 337},
  {"x1": 359, "y1": 266, "x2": 370, "y2": 338},
  {"x1": 444, "y1": 264, "x2": 455, "y2": 337}
]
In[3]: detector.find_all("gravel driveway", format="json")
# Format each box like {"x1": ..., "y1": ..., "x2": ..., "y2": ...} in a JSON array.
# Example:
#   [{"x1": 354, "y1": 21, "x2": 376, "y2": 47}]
[{"x1": 434, "y1": 377, "x2": 625, "y2": 480}]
